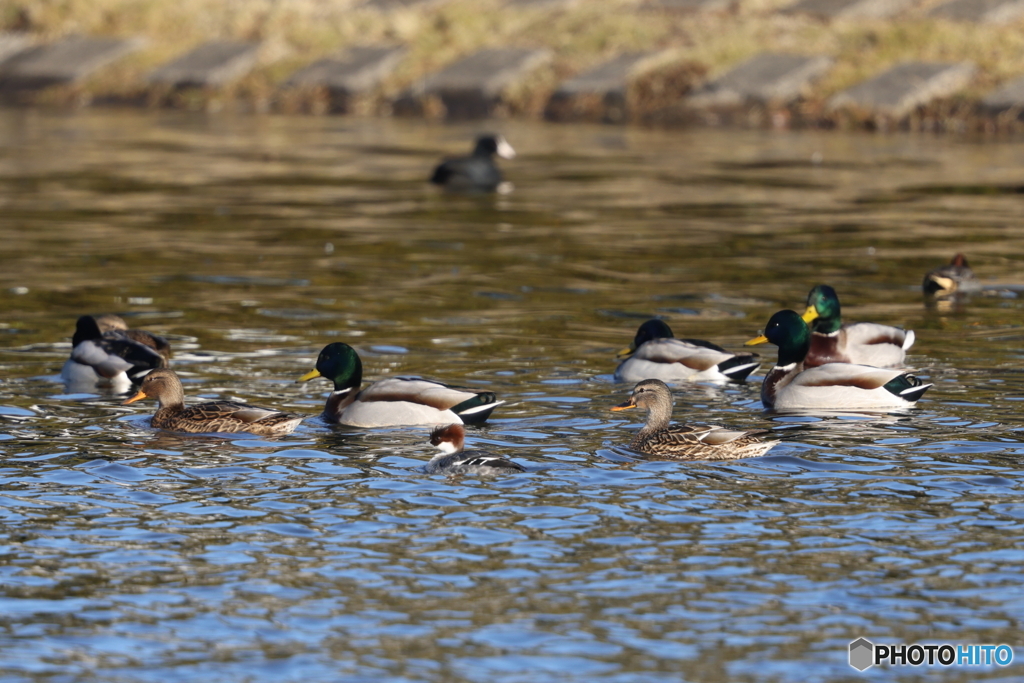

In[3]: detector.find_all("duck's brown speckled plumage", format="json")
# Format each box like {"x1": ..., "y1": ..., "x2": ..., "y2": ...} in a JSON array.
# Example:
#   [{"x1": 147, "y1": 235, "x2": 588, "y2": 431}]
[
  {"x1": 612, "y1": 379, "x2": 776, "y2": 460},
  {"x1": 124, "y1": 369, "x2": 303, "y2": 436}
]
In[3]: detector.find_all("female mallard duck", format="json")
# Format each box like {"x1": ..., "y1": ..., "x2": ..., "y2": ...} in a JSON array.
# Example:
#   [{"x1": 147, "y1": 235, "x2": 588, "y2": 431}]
[
  {"x1": 429, "y1": 134, "x2": 515, "y2": 192},
  {"x1": 298, "y1": 342, "x2": 504, "y2": 428},
  {"x1": 123, "y1": 368, "x2": 303, "y2": 435},
  {"x1": 61, "y1": 315, "x2": 169, "y2": 390},
  {"x1": 923, "y1": 253, "x2": 980, "y2": 297},
  {"x1": 611, "y1": 379, "x2": 776, "y2": 460},
  {"x1": 799, "y1": 285, "x2": 914, "y2": 368},
  {"x1": 614, "y1": 319, "x2": 760, "y2": 383},
  {"x1": 426, "y1": 423, "x2": 525, "y2": 475},
  {"x1": 746, "y1": 310, "x2": 932, "y2": 411}
]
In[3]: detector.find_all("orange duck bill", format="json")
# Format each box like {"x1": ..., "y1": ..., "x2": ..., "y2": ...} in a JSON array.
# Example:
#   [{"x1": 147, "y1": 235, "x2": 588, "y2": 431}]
[
  {"x1": 610, "y1": 398, "x2": 636, "y2": 411},
  {"x1": 123, "y1": 390, "x2": 148, "y2": 405}
]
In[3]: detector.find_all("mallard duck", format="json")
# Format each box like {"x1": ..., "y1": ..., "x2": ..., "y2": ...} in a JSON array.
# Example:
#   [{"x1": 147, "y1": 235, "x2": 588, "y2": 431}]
[
  {"x1": 298, "y1": 342, "x2": 504, "y2": 428},
  {"x1": 615, "y1": 319, "x2": 760, "y2": 383},
  {"x1": 923, "y1": 254, "x2": 980, "y2": 297},
  {"x1": 61, "y1": 315, "x2": 169, "y2": 390},
  {"x1": 123, "y1": 368, "x2": 303, "y2": 435},
  {"x1": 95, "y1": 314, "x2": 172, "y2": 362},
  {"x1": 429, "y1": 134, "x2": 515, "y2": 192},
  {"x1": 611, "y1": 379, "x2": 776, "y2": 460},
  {"x1": 798, "y1": 285, "x2": 914, "y2": 368},
  {"x1": 746, "y1": 310, "x2": 932, "y2": 411},
  {"x1": 426, "y1": 423, "x2": 525, "y2": 475}
]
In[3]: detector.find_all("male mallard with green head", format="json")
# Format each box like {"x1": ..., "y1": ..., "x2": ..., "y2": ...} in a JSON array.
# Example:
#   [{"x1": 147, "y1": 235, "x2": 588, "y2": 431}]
[
  {"x1": 747, "y1": 310, "x2": 931, "y2": 411},
  {"x1": 614, "y1": 319, "x2": 760, "y2": 383},
  {"x1": 611, "y1": 379, "x2": 776, "y2": 460},
  {"x1": 123, "y1": 368, "x2": 303, "y2": 435},
  {"x1": 298, "y1": 342, "x2": 504, "y2": 428},
  {"x1": 800, "y1": 285, "x2": 913, "y2": 368}
]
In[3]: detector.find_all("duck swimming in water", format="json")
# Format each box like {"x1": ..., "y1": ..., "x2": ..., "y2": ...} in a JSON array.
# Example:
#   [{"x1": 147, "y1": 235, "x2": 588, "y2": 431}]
[
  {"x1": 123, "y1": 368, "x2": 303, "y2": 436},
  {"x1": 61, "y1": 315, "x2": 169, "y2": 391},
  {"x1": 426, "y1": 423, "x2": 525, "y2": 475},
  {"x1": 298, "y1": 342, "x2": 504, "y2": 428},
  {"x1": 429, "y1": 134, "x2": 515, "y2": 192},
  {"x1": 799, "y1": 285, "x2": 913, "y2": 368},
  {"x1": 611, "y1": 379, "x2": 776, "y2": 460},
  {"x1": 747, "y1": 309, "x2": 932, "y2": 411},
  {"x1": 614, "y1": 319, "x2": 760, "y2": 383},
  {"x1": 923, "y1": 253, "x2": 981, "y2": 297}
]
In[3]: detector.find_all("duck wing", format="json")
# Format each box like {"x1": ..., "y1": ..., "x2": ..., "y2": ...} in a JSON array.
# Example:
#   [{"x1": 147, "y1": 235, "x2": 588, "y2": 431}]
[
  {"x1": 430, "y1": 157, "x2": 501, "y2": 191},
  {"x1": 842, "y1": 322, "x2": 914, "y2": 352},
  {"x1": 636, "y1": 425, "x2": 774, "y2": 460},
  {"x1": 346, "y1": 377, "x2": 503, "y2": 427},
  {"x1": 618, "y1": 338, "x2": 759, "y2": 381},
  {"x1": 157, "y1": 401, "x2": 303, "y2": 435},
  {"x1": 774, "y1": 363, "x2": 932, "y2": 409}
]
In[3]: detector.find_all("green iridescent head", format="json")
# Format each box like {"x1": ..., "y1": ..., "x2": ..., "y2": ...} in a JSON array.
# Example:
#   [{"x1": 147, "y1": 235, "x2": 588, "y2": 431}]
[
  {"x1": 298, "y1": 342, "x2": 363, "y2": 391},
  {"x1": 760, "y1": 309, "x2": 811, "y2": 366},
  {"x1": 803, "y1": 285, "x2": 842, "y2": 334}
]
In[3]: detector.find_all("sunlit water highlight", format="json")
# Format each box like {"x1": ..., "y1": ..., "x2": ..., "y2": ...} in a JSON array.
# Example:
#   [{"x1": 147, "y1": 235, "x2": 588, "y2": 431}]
[{"x1": 1, "y1": 111, "x2": 1023, "y2": 682}]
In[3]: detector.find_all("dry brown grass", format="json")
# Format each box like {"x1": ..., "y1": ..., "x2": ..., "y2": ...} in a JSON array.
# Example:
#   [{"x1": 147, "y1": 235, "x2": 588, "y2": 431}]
[{"x1": 4, "y1": 0, "x2": 1024, "y2": 127}]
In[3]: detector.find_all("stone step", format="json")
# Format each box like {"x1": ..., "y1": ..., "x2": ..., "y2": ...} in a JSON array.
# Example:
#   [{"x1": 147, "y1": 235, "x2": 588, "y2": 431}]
[
  {"x1": 403, "y1": 46, "x2": 552, "y2": 119},
  {"x1": 828, "y1": 61, "x2": 976, "y2": 117},
  {"x1": 361, "y1": 0, "x2": 449, "y2": 9},
  {"x1": 0, "y1": 35, "x2": 142, "y2": 91},
  {"x1": 980, "y1": 75, "x2": 1024, "y2": 114},
  {"x1": 283, "y1": 45, "x2": 406, "y2": 93},
  {"x1": 282, "y1": 45, "x2": 406, "y2": 113},
  {"x1": 646, "y1": 0, "x2": 734, "y2": 10},
  {"x1": 148, "y1": 41, "x2": 261, "y2": 88},
  {"x1": 928, "y1": 0, "x2": 1024, "y2": 23},
  {"x1": 685, "y1": 53, "x2": 833, "y2": 108},
  {"x1": 545, "y1": 51, "x2": 670, "y2": 122},
  {"x1": 783, "y1": 0, "x2": 912, "y2": 19}
]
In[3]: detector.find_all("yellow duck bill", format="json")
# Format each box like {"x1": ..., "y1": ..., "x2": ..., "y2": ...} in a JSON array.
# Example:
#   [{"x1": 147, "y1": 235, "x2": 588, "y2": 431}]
[{"x1": 297, "y1": 368, "x2": 321, "y2": 383}]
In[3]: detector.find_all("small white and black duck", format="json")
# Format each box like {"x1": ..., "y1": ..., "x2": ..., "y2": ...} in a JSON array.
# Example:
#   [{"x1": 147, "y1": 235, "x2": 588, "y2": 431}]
[
  {"x1": 426, "y1": 423, "x2": 525, "y2": 475},
  {"x1": 747, "y1": 309, "x2": 932, "y2": 411},
  {"x1": 123, "y1": 368, "x2": 303, "y2": 436},
  {"x1": 923, "y1": 253, "x2": 981, "y2": 297},
  {"x1": 798, "y1": 285, "x2": 914, "y2": 368},
  {"x1": 61, "y1": 314, "x2": 169, "y2": 390},
  {"x1": 614, "y1": 319, "x2": 760, "y2": 383},
  {"x1": 611, "y1": 379, "x2": 776, "y2": 460},
  {"x1": 429, "y1": 134, "x2": 515, "y2": 192},
  {"x1": 298, "y1": 342, "x2": 504, "y2": 428}
]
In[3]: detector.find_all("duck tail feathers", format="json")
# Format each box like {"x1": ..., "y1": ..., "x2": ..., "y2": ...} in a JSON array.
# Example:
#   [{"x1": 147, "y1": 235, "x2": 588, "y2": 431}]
[
  {"x1": 452, "y1": 394, "x2": 504, "y2": 424},
  {"x1": 884, "y1": 374, "x2": 932, "y2": 403},
  {"x1": 902, "y1": 330, "x2": 916, "y2": 351},
  {"x1": 718, "y1": 354, "x2": 761, "y2": 382}
]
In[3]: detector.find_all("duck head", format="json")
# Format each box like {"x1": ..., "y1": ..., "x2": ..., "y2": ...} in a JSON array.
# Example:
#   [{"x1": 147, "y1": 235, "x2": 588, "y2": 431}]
[
  {"x1": 474, "y1": 134, "x2": 516, "y2": 160},
  {"x1": 429, "y1": 423, "x2": 465, "y2": 454},
  {"x1": 298, "y1": 343, "x2": 363, "y2": 391},
  {"x1": 123, "y1": 368, "x2": 184, "y2": 408},
  {"x1": 746, "y1": 310, "x2": 811, "y2": 367},
  {"x1": 618, "y1": 319, "x2": 674, "y2": 358},
  {"x1": 802, "y1": 285, "x2": 842, "y2": 334},
  {"x1": 71, "y1": 315, "x2": 105, "y2": 346},
  {"x1": 611, "y1": 378, "x2": 673, "y2": 412}
]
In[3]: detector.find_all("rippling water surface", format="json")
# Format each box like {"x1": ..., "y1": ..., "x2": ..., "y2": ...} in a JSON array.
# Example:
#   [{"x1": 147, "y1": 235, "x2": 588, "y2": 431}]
[{"x1": 1, "y1": 111, "x2": 1023, "y2": 682}]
